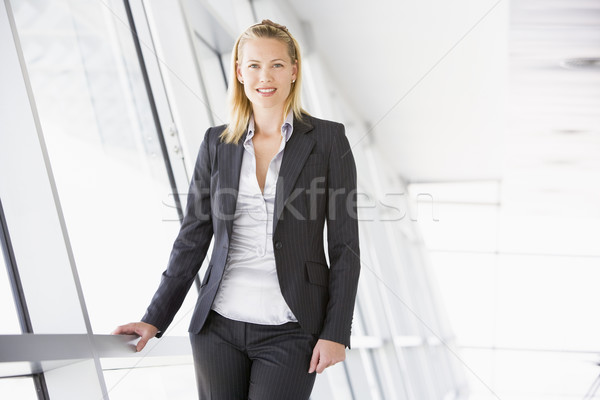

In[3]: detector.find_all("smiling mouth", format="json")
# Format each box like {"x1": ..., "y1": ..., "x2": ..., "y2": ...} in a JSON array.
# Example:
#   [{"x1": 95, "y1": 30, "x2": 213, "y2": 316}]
[{"x1": 257, "y1": 88, "x2": 276, "y2": 93}]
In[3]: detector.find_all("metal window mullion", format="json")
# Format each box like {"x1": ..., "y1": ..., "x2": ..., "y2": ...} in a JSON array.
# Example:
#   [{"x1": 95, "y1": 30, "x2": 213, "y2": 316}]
[
  {"x1": 0, "y1": 198, "x2": 33, "y2": 335},
  {"x1": 1, "y1": 0, "x2": 110, "y2": 397},
  {"x1": 122, "y1": 0, "x2": 184, "y2": 221},
  {"x1": 0, "y1": 198, "x2": 50, "y2": 400},
  {"x1": 122, "y1": 0, "x2": 202, "y2": 292}
]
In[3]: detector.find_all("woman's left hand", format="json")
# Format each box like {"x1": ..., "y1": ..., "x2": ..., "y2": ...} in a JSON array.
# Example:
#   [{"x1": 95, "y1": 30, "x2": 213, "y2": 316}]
[{"x1": 308, "y1": 339, "x2": 346, "y2": 374}]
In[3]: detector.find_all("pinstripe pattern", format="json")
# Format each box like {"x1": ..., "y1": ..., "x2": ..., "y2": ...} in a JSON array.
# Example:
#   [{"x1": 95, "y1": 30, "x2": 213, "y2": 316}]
[
  {"x1": 142, "y1": 113, "x2": 360, "y2": 347},
  {"x1": 142, "y1": 113, "x2": 360, "y2": 394},
  {"x1": 190, "y1": 311, "x2": 317, "y2": 399}
]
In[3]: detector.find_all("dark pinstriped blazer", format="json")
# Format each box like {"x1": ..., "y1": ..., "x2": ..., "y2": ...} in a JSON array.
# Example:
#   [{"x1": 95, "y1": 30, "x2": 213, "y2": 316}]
[{"x1": 142, "y1": 113, "x2": 360, "y2": 347}]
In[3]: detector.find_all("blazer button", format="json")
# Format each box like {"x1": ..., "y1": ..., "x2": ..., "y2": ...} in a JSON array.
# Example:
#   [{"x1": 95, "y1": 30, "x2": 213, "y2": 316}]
[{"x1": 274, "y1": 241, "x2": 283, "y2": 250}]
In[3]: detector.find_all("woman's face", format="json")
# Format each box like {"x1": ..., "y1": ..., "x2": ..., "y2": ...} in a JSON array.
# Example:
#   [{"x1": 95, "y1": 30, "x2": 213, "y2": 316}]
[{"x1": 237, "y1": 38, "x2": 297, "y2": 113}]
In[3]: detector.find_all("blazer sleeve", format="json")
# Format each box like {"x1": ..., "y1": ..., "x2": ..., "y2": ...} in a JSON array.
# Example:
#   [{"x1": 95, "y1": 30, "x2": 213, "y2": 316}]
[
  {"x1": 319, "y1": 123, "x2": 361, "y2": 348},
  {"x1": 141, "y1": 127, "x2": 214, "y2": 336}
]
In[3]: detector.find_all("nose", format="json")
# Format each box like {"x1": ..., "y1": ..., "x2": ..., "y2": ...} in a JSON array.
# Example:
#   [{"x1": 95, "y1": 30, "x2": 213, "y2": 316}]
[{"x1": 259, "y1": 68, "x2": 272, "y2": 82}]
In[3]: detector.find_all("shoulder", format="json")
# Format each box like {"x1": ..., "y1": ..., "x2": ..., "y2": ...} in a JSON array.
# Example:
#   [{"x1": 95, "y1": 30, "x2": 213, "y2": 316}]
[
  {"x1": 302, "y1": 113, "x2": 344, "y2": 132},
  {"x1": 202, "y1": 124, "x2": 228, "y2": 147},
  {"x1": 300, "y1": 114, "x2": 345, "y2": 147},
  {"x1": 207, "y1": 124, "x2": 228, "y2": 137}
]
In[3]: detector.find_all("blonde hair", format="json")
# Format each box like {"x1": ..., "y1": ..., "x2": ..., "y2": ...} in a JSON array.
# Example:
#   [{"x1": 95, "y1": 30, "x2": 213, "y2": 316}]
[{"x1": 220, "y1": 19, "x2": 308, "y2": 144}]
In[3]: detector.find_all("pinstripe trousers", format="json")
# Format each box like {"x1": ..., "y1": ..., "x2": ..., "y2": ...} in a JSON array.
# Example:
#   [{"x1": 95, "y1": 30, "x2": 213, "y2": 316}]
[{"x1": 189, "y1": 310, "x2": 318, "y2": 400}]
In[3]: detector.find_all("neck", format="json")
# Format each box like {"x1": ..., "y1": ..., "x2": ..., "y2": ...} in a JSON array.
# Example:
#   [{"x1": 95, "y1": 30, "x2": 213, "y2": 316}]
[{"x1": 252, "y1": 106, "x2": 285, "y2": 137}]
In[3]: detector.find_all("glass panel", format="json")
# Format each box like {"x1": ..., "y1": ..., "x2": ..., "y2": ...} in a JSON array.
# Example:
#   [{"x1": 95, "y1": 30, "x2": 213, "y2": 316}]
[
  {"x1": 310, "y1": 373, "x2": 335, "y2": 400},
  {"x1": 427, "y1": 219, "x2": 600, "y2": 397},
  {"x1": 498, "y1": 213, "x2": 600, "y2": 256},
  {"x1": 192, "y1": 35, "x2": 228, "y2": 126},
  {"x1": 344, "y1": 349, "x2": 382, "y2": 399},
  {"x1": 0, "y1": 245, "x2": 21, "y2": 334},
  {"x1": 0, "y1": 377, "x2": 37, "y2": 400},
  {"x1": 496, "y1": 254, "x2": 600, "y2": 351},
  {"x1": 408, "y1": 181, "x2": 500, "y2": 204},
  {"x1": 429, "y1": 251, "x2": 497, "y2": 348},
  {"x1": 417, "y1": 202, "x2": 498, "y2": 252},
  {"x1": 103, "y1": 363, "x2": 197, "y2": 399},
  {"x1": 463, "y1": 348, "x2": 600, "y2": 400},
  {"x1": 372, "y1": 344, "x2": 408, "y2": 400},
  {"x1": 11, "y1": 0, "x2": 197, "y2": 335}
]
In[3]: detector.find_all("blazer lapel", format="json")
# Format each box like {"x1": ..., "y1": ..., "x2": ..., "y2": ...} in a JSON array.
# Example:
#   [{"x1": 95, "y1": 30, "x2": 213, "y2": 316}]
[
  {"x1": 217, "y1": 132, "x2": 246, "y2": 241},
  {"x1": 273, "y1": 116, "x2": 315, "y2": 234}
]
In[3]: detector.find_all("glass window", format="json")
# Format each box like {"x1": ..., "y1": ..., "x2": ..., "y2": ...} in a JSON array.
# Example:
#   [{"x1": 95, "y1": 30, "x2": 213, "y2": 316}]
[
  {"x1": 496, "y1": 254, "x2": 600, "y2": 351},
  {"x1": 192, "y1": 36, "x2": 228, "y2": 126},
  {"x1": 462, "y1": 348, "x2": 600, "y2": 399},
  {"x1": 416, "y1": 202, "x2": 498, "y2": 252},
  {"x1": 0, "y1": 240, "x2": 21, "y2": 334},
  {"x1": 0, "y1": 377, "x2": 37, "y2": 400},
  {"x1": 429, "y1": 251, "x2": 497, "y2": 347},
  {"x1": 103, "y1": 363, "x2": 197, "y2": 399},
  {"x1": 11, "y1": 0, "x2": 197, "y2": 335}
]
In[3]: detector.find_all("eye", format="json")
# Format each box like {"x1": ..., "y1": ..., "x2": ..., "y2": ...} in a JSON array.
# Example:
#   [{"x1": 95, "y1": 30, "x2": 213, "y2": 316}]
[
  {"x1": 249, "y1": 64, "x2": 259, "y2": 69},
  {"x1": 273, "y1": 63, "x2": 283, "y2": 68}
]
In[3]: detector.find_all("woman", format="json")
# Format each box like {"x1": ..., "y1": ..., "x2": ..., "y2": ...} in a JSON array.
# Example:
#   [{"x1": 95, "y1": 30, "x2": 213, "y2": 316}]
[{"x1": 114, "y1": 19, "x2": 360, "y2": 399}]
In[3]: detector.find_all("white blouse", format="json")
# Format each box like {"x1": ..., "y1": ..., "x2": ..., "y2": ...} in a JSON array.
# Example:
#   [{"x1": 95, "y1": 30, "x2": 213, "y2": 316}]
[{"x1": 211, "y1": 111, "x2": 297, "y2": 324}]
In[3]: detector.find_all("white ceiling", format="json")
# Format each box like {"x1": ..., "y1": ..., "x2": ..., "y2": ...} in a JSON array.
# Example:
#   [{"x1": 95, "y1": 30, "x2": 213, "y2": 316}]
[
  {"x1": 288, "y1": 0, "x2": 600, "y2": 216},
  {"x1": 505, "y1": 0, "x2": 600, "y2": 217},
  {"x1": 287, "y1": 0, "x2": 508, "y2": 182}
]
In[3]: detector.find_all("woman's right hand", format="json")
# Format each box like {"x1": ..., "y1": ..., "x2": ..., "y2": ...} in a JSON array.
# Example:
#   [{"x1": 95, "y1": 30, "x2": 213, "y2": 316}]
[{"x1": 112, "y1": 322, "x2": 159, "y2": 352}]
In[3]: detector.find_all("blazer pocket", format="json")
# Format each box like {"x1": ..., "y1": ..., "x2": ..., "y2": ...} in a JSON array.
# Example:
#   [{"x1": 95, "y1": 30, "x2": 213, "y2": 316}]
[{"x1": 305, "y1": 261, "x2": 329, "y2": 287}]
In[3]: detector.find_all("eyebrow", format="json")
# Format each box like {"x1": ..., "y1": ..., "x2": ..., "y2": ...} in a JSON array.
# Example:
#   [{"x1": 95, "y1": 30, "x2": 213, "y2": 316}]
[{"x1": 246, "y1": 59, "x2": 287, "y2": 63}]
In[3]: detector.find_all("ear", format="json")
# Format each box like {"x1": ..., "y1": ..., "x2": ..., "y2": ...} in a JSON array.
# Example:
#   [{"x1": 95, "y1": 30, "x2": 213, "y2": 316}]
[
  {"x1": 291, "y1": 61, "x2": 298, "y2": 81},
  {"x1": 236, "y1": 61, "x2": 243, "y2": 82}
]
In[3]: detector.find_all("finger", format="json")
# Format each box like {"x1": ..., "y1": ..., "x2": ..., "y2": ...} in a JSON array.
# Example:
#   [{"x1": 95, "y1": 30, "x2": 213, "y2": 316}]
[
  {"x1": 316, "y1": 357, "x2": 330, "y2": 374},
  {"x1": 308, "y1": 347, "x2": 320, "y2": 373},
  {"x1": 136, "y1": 336, "x2": 149, "y2": 352},
  {"x1": 317, "y1": 357, "x2": 330, "y2": 374},
  {"x1": 112, "y1": 323, "x2": 134, "y2": 335}
]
